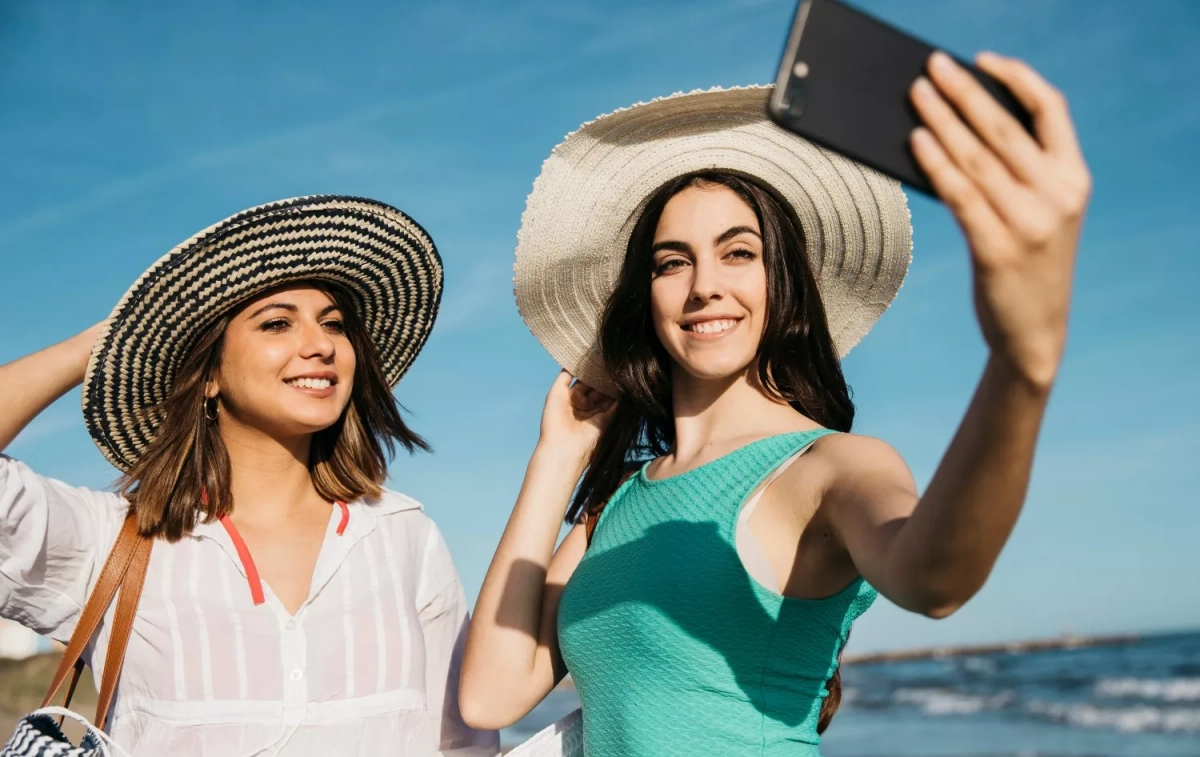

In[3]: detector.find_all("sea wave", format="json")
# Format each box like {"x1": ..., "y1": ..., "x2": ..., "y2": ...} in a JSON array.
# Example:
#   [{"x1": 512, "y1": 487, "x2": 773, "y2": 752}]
[
  {"x1": 892, "y1": 687, "x2": 1013, "y2": 715},
  {"x1": 1027, "y1": 700, "x2": 1200, "y2": 733},
  {"x1": 958, "y1": 656, "x2": 999, "y2": 674},
  {"x1": 1095, "y1": 677, "x2": 1200, "y2": 702}
]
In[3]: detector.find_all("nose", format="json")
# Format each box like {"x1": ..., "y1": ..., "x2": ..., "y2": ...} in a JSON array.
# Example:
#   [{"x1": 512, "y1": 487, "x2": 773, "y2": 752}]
[
  {"x1": 298, "y1": 319, "x2": 336, "y2": 362},
  {"x1": 688, "y1": 254, "x2": 725, "y2": 303}
]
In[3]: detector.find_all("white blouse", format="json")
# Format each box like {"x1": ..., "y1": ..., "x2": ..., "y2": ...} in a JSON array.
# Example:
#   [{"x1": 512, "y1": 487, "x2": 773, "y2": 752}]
[{"x1": 0, "y1": 454, "x2": 499, "y2": 757}]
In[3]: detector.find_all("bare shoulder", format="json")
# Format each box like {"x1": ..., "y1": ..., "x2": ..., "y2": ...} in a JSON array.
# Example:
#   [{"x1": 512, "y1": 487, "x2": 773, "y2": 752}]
[
  {"x1": 803, "y1": 432, "x2": 916, "y2": 498},
  {"x1": 808, "y1": 432, "x2": 907, "y2": 468}
]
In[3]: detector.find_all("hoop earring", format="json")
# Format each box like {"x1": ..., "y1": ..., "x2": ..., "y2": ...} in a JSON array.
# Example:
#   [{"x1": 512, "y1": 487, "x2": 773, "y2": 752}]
[{"x1": 204, "y1": 397, "x2": 219, "y2": 422}]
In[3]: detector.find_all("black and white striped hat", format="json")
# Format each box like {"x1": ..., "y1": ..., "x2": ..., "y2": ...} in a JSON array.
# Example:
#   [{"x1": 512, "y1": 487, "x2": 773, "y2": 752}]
[{"x1": 81, "y1": 195, "x2": 443, "y2": 471}]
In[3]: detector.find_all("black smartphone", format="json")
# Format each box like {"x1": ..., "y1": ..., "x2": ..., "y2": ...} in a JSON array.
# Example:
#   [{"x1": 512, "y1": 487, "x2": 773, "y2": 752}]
[{"x1": 767, "y1": 0, "x2": 1033, "y2": 197}]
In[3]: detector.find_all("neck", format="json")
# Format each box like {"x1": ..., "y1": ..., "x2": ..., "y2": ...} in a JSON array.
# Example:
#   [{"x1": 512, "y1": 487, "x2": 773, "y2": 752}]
[
  {"x1": 218, "y1": 416, "x2": 322, "y2": 524},
  {"x1": 669, "y1": 365, "x2": 814, "y2": 462}
]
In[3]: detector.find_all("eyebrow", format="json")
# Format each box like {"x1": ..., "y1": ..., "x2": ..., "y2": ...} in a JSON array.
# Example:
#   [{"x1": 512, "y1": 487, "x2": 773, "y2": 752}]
[
  {"x1": 715, "y1": 225, "x2": 761, "y2": 245},
  {"x1": 651, "y1": 225, "x2": 762, "y2": 254},
  {"x1": 247, "y1": 302, "x2": 342, "y2": 320}
]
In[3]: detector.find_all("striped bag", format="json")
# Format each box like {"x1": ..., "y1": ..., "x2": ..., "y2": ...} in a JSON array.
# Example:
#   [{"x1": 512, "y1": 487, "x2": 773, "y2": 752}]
[{"x1": 1, "y1": 516, "x2": 151, "y2": 757}]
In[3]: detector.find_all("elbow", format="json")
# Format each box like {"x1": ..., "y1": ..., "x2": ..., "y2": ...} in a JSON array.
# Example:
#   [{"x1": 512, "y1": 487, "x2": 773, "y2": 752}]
[
  {"x1": 895, "y1": 581, "x2": 978, "y2": 620},
  {"x1": 458, "y1": 680, "x2": 523, "y2": 731},
  {"x1": 886, "y1": 560, "x2": 985, "y2": 619},
  {"x1": 458, "y1": 700, "x2": 507, "y2": 732},
  {"x1": 916, "y1": 600, "x2": 964, "y2": 620}
]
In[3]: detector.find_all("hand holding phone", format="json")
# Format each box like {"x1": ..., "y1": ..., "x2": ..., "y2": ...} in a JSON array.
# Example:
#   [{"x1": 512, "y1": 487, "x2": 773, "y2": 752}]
[
  {"x1": 768, "y1": 0, "x2": 1033, "y2": 196},
  {"x1": 909, "y1": 49, "x2": 1091, "y2": 388},
  {"x1": 769, "y1": 0, "x2": 1093, "y2": 390}
]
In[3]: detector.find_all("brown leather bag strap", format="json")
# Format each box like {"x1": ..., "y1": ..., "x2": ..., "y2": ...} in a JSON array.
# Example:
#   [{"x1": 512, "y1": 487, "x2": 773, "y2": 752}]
[
  {"x1": 94, "y1": 531, "x2": 152, "y2": 730},
  {"x1": 40, "y1": 514, "x2": 151, "y2": 727}
]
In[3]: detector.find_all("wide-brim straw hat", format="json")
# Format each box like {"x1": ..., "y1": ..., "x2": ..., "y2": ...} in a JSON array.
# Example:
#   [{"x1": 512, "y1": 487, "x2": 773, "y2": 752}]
[
  {"x1": 82, "y1": 195, "x2": 442, "y2": 471},
  {"x1": 514, "y1": 85, "x2": 913, "y2": 396}
]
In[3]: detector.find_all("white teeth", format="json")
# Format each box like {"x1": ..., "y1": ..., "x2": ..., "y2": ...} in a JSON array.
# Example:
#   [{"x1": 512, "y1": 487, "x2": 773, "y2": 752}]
[
  {"x1": 288, "y1": 378, "x2": 332, "y2": 389},
  {"x1": 687, "y1": 319, "x2": 736, "y2": 334}
]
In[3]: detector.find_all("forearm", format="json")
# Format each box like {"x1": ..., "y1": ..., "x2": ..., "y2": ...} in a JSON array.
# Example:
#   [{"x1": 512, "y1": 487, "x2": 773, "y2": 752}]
[
  {"x1": 0, "y1": 324, "x2": 103, "y2": 451},
  {"x1": 886, "y1": 354, "x2": 1052, "y2": 615},
  {"x1": 460, "y1": 442, "x2": 586, "y2": 722}
]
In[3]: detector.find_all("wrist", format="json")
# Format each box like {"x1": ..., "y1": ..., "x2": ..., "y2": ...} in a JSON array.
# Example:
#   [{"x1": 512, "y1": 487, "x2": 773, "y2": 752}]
[
  {"x1": 69, "y1": 323, "x2": 106, "y2": 382},
  {"x1": 985, "y1": 352, "x2": 1058, "y2": 399},
  {"x1": 531, "y1": 438, "x2": 592, "y2": 475}
]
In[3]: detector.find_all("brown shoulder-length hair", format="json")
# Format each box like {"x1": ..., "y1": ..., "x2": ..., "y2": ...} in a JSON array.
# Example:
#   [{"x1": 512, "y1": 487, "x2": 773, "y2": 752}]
[
  {"x1": 118, "y1": 281, "x2": 428, "y2": 542},
  {"x1": 574, "y1": 171, "x2": 855, "y2": 734}
]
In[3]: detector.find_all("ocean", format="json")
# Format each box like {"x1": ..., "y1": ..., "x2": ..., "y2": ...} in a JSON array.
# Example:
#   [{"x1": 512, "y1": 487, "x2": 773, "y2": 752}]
[{"x1": 501, "y1": 630, "x2": 1200, "y2": 756}]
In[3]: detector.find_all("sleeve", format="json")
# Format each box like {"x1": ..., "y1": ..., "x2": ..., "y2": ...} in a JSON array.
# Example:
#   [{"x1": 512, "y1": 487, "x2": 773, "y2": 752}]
[
  {"x1": 416, "y1": 519, "x2": 501, "y2": 757},
  {"x1": 0, "y1": 454, "x2": 128, "y2": 643}
]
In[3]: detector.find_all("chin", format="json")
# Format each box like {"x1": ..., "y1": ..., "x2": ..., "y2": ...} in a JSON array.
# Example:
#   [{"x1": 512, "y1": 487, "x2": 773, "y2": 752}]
[
  {"x1": 296, "y1": 414, "x2": 345, "y2": 434},
  {"x1": 674, "y1": 357, "x2": 757, "y2": 384},
  {"x1": 266, "y1": 409, "x2": 346, "y2": 438}
]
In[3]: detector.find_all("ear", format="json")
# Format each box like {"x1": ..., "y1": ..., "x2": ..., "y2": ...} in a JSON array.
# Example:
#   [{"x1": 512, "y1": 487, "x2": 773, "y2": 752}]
[{"x1": 204, "y1": 377, "x2": 220, "y2": 400}]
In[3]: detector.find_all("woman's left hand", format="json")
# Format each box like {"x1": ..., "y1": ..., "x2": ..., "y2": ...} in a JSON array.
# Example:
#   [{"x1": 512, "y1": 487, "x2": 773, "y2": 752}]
[{"x1": 910, "y1": 51, "x2": 1092, "y2": 390}]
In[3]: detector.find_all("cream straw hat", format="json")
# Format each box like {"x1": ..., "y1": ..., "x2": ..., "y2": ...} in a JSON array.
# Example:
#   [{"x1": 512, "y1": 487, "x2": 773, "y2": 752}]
[{"x1": 514, "y1": 86, "x2": 913, "y2": 395}]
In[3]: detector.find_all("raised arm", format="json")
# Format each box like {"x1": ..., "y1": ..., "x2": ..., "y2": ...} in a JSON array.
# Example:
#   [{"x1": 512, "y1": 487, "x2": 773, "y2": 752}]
[
  {"x1": 0, "y1": 322, "x2": 105, "y2": 452},
  {"x1": 824, "y1": 53, "x2": 1091, "y2": 618},
  {"x1": 0, "y1": 322, "x2": 127, "y2": 639},
  {"x1": 458, "y1": 372, "x2": 613, "y2": 730}
]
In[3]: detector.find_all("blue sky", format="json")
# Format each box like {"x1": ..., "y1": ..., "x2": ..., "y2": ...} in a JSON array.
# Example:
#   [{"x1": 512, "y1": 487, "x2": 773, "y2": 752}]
[{"x1": 1, "y1": 0, "x2": 1197, "y2": 653}]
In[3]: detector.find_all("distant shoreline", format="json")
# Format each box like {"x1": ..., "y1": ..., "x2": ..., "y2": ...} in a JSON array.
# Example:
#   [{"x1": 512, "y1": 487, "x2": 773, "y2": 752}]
[{"x1": 841, "y1": 630, "x2": 1143, "y2": 665}]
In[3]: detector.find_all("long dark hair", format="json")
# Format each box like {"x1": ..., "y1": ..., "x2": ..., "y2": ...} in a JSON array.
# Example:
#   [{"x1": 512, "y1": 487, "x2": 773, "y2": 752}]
[
  {"x1": 572, "y1": 171, "x2": 855, "y2": 732},
  {"x1": 119, "y1": 281, "x2": 429, "y2": 542}
]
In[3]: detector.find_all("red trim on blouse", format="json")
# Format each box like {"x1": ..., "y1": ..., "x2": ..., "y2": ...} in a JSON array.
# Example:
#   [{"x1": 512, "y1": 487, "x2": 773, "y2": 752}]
[
  {"x1": 336, "y1": 500, "x2": 349, "y2": 536},
  {"x1": 218, "y1": 502, "x2": 351, "y2": 606},
  {"x1": 219, "y1": 515, "x2": 265, "y2": 606}
]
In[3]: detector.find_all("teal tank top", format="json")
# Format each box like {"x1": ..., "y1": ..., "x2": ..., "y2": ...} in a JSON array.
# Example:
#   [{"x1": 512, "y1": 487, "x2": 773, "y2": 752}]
[{"x1": 557, "y1": 430, "x2": 876, "y2": 756}]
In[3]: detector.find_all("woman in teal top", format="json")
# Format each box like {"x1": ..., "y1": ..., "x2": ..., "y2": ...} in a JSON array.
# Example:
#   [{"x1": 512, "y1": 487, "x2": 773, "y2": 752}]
[{"x1": 461, "y1": 53, "x2": 1092, "y2": 755}]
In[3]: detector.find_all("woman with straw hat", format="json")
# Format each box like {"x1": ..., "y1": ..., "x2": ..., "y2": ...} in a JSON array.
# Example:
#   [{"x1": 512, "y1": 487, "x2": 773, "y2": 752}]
[
  {"x1": 460, "y1": 52, "x2": 1091, "y2": 756},
  {"x1": 0, "y1": 196, "x2": 499, "y2": 756}
]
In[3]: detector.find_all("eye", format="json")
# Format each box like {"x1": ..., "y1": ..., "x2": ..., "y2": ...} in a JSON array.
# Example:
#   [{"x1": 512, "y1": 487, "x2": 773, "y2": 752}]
[
  {"x1": 653, "y1": 257, "x2": 688, "y2": 276},
  {"x1": 260, "y1": 318, "x2": 290, "y2": 332},
  {"x1": 322, "y1": 319, "x2": 346, "y2": 335},
  {"x1": 726, "y1": 248, "x2": 758, "y2": 262}
]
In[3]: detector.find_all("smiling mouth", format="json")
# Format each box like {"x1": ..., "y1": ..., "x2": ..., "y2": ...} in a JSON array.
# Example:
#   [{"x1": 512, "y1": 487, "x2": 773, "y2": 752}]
[
  {"x1": 285, "y1": 377, "x2": 336, "y2": 390},
  {"x1": 681, "y1": 318, "x2": 741, "y2": 335}
]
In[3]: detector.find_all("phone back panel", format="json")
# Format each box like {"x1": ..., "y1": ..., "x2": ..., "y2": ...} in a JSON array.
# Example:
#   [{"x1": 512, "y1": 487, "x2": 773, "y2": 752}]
[{"x1": 768, "y1": 0, "x2": 1031, "y2": 196}]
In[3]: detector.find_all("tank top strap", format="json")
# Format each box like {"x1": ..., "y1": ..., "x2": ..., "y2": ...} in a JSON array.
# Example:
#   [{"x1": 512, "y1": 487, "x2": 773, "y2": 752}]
[
  {"x1": 730, "y1": 428, "x2": 836, "y2": 493},
  {"x1": 739, "y1": 434, "x2": 823, "y2": 523},
  {"x1": 691, "y1": 428, "x2": 836, "y2": 541}
]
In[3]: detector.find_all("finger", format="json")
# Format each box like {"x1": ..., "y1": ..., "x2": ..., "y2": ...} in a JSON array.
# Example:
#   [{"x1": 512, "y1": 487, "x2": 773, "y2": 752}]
[
  {"x1": 975, "y1": 52, "x2": 1082, "y2": 163},
  {"x1": 553, "y1": 370, "x2": 574, "y2": 390},
  {"x1": 910, "y1": 75, "x2": 1033, "y2": 221},
  {"x1": 910, "y1": 126, "x2": 1008, "y2": 242},
  {"x1": 587, "y1": 391, "x2": 617, "y2": 415},
  {"x1": 581, "y1": 382, "x2": 612, "y2": 404},
  {"x1": 574, "y1": 384, "x2": 597, "y2": 407},
  {"x1": 569, "y1": 383, "x2": 592, "y2": 411},
  {"x1": 925, "y1": 51, "x2": 1044, "y2": 186}
]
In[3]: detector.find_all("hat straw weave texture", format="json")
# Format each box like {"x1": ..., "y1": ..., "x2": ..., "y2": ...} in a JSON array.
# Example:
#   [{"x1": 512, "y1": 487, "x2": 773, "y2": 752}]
[
  {"x1": 82, "y1": 195, "x2": 442, "y2": 471},
  {"x1": 514, "y1": 86, "x2": 913, "y2": 395}
]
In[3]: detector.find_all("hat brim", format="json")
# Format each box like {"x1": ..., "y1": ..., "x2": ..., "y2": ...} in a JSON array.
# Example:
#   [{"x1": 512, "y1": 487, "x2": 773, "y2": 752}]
[
  {"x1": 82, "y1": 195, "x2": 442, "y2": 471},
  {"x1": 514, "y1": 86, "x2": 913, "y2": 396}
]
